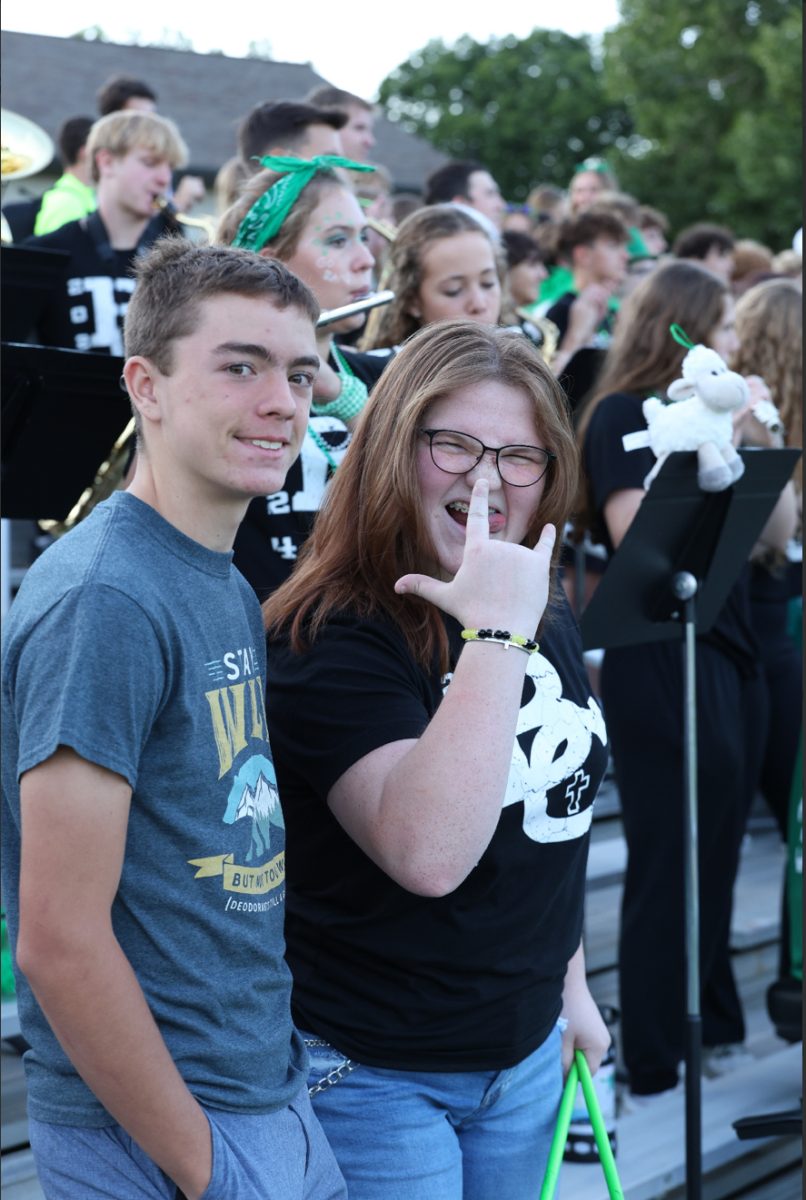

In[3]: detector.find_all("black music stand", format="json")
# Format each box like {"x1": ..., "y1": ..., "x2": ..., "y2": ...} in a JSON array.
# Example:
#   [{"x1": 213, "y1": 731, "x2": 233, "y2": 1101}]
[
  {"x1": 1, "y1": 244, "x2": 70, "y2": 343},
  {"x1": 580, "y1": 447, "x2": 801, "y2": 1200},
  {"x1": 2, "y1": 342, "x2": 130, "y2": 522}
]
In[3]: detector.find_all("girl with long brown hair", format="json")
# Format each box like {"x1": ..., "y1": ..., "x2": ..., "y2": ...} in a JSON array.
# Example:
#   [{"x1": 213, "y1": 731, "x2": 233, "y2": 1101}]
[
  {"x1": 360, "y1": 203, "x2": 504, "y2": 351},
  {"x1": 732, "y1": 278, "x2": 802, "y2": 841},
  {"x1": 733, "y1": 277, "x2": 802, "y2": 491},
  {"x1": 576, "y1": 259, "x2": 790, "y2": 1102},
  {"x1": 263, "y1": 319, "x2": 610, "y2": 1198}
]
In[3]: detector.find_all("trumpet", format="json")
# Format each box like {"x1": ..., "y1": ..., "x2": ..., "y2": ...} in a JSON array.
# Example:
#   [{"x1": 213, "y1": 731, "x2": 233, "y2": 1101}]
[
  {"x1": 153, "y1": 195, "x2": 217, "y2": 243},
  {"x1": 317, "y1": 289, "x2": 395, "y2": 328}
]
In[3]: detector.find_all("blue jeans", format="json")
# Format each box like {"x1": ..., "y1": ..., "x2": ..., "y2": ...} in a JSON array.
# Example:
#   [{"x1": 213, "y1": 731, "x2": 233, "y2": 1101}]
[
  {"x1": 28, "y1": 1086, "x2": 346, "y2": 1200},
  {"x1": 304, "y1": 1022, "x2": 564, "y2": 1200}
]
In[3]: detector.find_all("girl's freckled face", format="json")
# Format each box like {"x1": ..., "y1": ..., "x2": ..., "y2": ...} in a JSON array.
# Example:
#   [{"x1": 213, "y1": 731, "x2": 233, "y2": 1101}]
[
  {"x1": 417, "y1": 381, "x2": 546, "y2": 580},
  {"x1": 282, "y1": 186, "x2": 375, "y2": 324}
]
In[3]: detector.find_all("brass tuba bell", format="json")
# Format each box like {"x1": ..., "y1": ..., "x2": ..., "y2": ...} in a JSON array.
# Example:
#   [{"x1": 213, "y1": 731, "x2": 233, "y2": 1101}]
[
  {"x1": 1, "y1": 108, "x2": 55, "y2": 182},
  {"x1": 1, "y1": 108, "x2": 56, "y2": 242}
]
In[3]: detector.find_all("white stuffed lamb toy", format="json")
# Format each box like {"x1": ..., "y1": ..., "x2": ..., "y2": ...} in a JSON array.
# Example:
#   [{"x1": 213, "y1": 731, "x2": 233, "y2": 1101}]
[{"x1": 623, "y1": 343, "x2": 749, "y2": 491}]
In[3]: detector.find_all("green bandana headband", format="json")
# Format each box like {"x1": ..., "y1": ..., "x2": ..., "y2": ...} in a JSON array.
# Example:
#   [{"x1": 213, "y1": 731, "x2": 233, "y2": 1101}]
[{"x1": 232, "y1": 154, "x2": 376, "y2": 252}]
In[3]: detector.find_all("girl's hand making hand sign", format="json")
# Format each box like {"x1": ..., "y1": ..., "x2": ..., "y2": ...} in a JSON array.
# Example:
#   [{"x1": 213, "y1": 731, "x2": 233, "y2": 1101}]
[{"x1": 395, "y1": 478, "x2": 556, "y2": 638}]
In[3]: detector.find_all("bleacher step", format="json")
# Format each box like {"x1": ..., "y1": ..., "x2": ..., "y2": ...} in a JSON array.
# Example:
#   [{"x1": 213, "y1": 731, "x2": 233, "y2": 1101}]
[
  {"x1": 1, "y1": 1148, "x2": 43, "y2": 1200},
  {"x1": 1, "y1": 1049, "x2": 29, "y2": 1153},
  {"x1": 584, "y1": 831, "x2": 786, "y2": 975},
  {"x1": 591, "y1": 774, "x2": 621, "y2": 821},
  {"x1": 585, "y1": 835, "x2": 626, "y2": 890},
  {"x1": 560, "y1": 1043, "x2": 803, "y2": 1200}
]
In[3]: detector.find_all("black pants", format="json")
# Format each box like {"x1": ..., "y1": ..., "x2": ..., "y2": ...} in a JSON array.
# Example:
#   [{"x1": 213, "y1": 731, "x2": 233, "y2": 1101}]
[
  {"x1": 601, "y1": 638, "x2": 765, "y2": 1095},
  {"x1": 749, "y1": 572, "x2": 802, "y2": 839}
]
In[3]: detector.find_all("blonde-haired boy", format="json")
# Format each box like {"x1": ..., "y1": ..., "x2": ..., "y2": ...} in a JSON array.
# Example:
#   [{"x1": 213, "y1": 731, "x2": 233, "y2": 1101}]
[{"x1": 25, "y1": 111, "x2": 190, "y2": 355}]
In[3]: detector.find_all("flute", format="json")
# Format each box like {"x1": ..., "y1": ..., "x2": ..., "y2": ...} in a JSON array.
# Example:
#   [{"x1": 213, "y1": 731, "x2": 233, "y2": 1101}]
[{"x1": 317, "y1": 290, "x2": 395, "y2": 328}]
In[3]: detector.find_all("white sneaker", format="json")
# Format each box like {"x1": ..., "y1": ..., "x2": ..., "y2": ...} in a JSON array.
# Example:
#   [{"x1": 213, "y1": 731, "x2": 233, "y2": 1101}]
[
  {"x1": 621, "y1": 1081, "x2": 683, "y2": 1113},
  {"x1": 702, "y1": 1043, "x2": 754, "y2": 1078}
]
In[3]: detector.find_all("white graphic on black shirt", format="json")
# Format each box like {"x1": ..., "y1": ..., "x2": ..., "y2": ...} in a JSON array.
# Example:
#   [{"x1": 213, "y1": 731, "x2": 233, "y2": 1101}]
[
  {"x1": 503, "y1": 653, "x2": 606, "y2": 843},
  {"x1": 565, "y1": 768, "x2": 590, "y2": 815},
  {"x1": 441, "y1": 652, "x2": 605, "y2": 843},
  {"x1": 270, "y1": 536, "x2": 298, "y2": 560},
  {"x1": 265, "y1": 417, "x2": 351, "y2": 517},
  {"x1": 67, "y1": 275, "x2": 135, "y2": 354}
]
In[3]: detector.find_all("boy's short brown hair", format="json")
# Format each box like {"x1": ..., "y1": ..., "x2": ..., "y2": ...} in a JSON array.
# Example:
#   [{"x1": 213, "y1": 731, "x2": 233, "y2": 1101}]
[
  {"x1": 123, "y1": 239, "x2": 320, "y2": 441},
  {"x1": 554, "y1": 206, "x2": 629, "y2": 261},
  {"x1": 125, "y1": 238, "x2": 319, "y2": 373}
]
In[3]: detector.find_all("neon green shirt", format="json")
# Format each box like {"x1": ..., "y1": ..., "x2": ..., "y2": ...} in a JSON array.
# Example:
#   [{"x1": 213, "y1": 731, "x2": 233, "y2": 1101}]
[{"x1": 33, "y1": 174, "x2": 97, "y2": 236}]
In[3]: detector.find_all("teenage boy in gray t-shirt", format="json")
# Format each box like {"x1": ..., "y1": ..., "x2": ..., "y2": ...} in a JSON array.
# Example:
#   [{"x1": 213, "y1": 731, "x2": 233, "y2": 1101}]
[{"x1": 1, "y1": 240, "x2": 346, "y2": 1200}]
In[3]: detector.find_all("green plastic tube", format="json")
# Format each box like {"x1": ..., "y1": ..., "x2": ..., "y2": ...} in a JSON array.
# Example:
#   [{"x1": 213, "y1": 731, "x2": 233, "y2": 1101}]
[
  {"x1": 539, "y1": 1061, "x2": 579, "y2": 1200},
  {"x1": 575, "y1": 1050, "x2": 625, "y2": 1200}
]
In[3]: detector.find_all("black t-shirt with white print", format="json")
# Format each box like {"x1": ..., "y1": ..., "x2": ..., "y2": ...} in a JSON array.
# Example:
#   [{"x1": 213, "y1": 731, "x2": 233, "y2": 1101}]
[
  {"x1": 265, "y1": 592, "x2": 609, "y2": 1071},
  {"x1": 23, "y1": 212, "x2": 176, "y2": 355},
  {"x1": 233, "y1": 345, "x2": 391, "y2": 602},
  {"x1": 233, "y1": 414, "x2": 352, "y2": 602}
]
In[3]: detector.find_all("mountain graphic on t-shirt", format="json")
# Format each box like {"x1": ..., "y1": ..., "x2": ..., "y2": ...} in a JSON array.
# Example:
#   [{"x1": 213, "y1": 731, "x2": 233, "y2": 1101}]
[{"x1": 235, "y1": 771, "x2": 282, "y2": 861}]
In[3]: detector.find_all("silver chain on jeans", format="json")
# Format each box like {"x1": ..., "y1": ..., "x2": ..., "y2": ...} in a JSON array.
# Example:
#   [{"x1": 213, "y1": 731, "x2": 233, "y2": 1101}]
[{"x1": 305, "y1": 1037, "x2": 358, "y2": 1097}]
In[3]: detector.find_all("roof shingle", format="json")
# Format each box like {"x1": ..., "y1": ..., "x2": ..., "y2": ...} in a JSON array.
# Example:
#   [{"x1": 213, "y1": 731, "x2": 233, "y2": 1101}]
[{"x1": 1, "y1": 30, "x2": 446, "y2": 189}]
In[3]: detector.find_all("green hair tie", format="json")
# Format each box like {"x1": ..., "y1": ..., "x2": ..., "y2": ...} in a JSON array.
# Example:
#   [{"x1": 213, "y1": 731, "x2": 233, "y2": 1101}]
[
  {"x1": 669, "y1": 323, "x2": 695, "y2": 349},
  {"x1": 232, "y1": 154, "x2": 376, "y2": 252}
]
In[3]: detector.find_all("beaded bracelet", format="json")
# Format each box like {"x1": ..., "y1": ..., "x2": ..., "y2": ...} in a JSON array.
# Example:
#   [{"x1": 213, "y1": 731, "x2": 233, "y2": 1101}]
[{"x1": 460, "y1": 628, "x2": 539, "y2": 655}]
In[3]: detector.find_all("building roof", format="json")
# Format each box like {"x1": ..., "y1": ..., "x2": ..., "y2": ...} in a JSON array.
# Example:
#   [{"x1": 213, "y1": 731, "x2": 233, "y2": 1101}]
[{"x1": 1, "y1": 30, "x2": 446, "y2": 190}]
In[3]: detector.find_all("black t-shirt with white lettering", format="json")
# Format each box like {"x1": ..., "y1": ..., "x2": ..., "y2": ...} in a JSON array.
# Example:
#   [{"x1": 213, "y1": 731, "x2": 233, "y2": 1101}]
[
  {"x1": 233, "y1": 414, "x2": 352, "y2": 601},
  {"x1": 23, "y1": 212, "x2": 175, "y2": 355},
  {"x1": 233, "y1": 346, "x2": 390, "y2": 601},
  {"x1": 265, "y1": 594, "x2": 609, "y2": 1071}
]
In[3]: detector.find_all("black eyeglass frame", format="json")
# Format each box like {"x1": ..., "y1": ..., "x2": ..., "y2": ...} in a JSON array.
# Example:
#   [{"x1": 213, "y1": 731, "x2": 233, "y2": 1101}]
[{"x1": 419, "y1": 428, "x2": 557, "y2": 488}]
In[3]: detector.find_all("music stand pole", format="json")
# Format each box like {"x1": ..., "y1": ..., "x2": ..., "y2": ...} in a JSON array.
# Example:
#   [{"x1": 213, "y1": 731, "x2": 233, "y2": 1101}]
[{"x1": 674, "y1": 572, "x2": 702, "y2": 1200}]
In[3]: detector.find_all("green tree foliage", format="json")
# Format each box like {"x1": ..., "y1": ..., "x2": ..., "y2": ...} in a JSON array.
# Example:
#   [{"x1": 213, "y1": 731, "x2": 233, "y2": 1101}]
[
  {"x1": 378, "y1": 30, "x2": 632, "y2": 201},
  {"x1": 71, "y1": 26, "x2": 110, "y2": 41},
  {"x1": 246, "y1": 39, "x2": 274, "y2": 60},
  {"x1": 71, "y1": 26, "x2": 195, "y2": 52},
  {"x1": 604, "y1": 0, "x2": 802, "y2": 246}
]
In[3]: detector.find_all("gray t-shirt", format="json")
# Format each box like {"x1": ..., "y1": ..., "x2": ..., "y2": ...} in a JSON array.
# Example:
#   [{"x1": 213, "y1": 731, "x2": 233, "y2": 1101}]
[{"x1": 1, "y1": 492, "x2": 305, "y2": 1126}]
